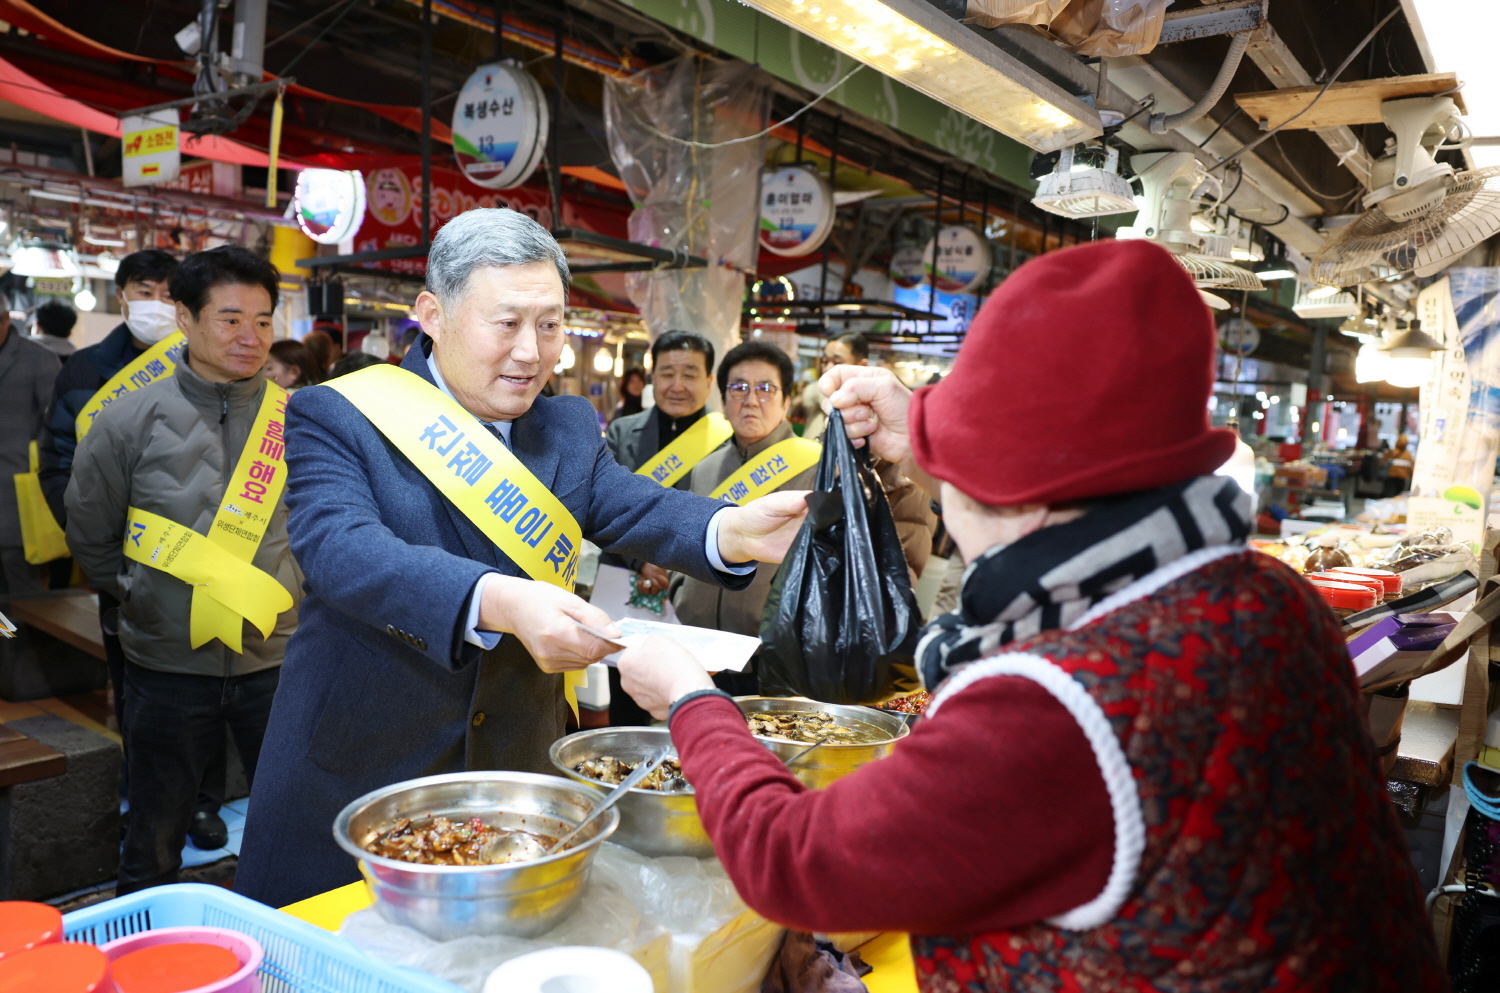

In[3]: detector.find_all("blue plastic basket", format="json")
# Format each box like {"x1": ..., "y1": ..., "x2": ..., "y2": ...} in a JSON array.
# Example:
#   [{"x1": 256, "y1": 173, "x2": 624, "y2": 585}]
[{"x1": 63, "y1": 883, "x2": 462, "y2": 993}]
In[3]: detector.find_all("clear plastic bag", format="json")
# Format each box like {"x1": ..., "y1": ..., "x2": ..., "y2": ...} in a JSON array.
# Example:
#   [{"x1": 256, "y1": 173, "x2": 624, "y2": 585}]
[
  {"x1": 603, "y1": 55, "x2": 768, "y2": 360},
  {"x1": 341, "y1": 843, "x2": 782, "y2": 993},
  {"x1": 758, "y1": 410, "x2": 921, "y2": 703}
]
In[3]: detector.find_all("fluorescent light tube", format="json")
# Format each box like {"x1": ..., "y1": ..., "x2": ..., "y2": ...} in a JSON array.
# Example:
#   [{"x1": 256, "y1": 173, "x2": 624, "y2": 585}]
[{"x1": 741, "y1": 0, "x2": 1101, "y2": 152}]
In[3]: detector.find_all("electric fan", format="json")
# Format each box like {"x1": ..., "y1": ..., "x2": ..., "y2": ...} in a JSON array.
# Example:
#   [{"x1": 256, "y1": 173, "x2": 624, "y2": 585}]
[
  {"x1": 1116, "y1": 150, "x2": 1264, "y2": 292},
  {"x1": 1312, "y1": 95, "x2": 1500, "y2": 286}
]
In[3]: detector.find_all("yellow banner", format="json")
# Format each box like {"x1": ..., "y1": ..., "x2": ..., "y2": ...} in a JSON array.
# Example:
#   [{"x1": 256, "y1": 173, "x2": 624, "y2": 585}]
[
  {"x1": 710, "y1": 437, "x2": 822, "y2": 504},
  {"x1": 634, "y1": 412, "x2": 733, "y2": 488},
  {"x1": 123, "y1": 383, "x2": 291, "y2": 652},
  {"x1": 76, "y1": 331, "x2": 187, "y2": 441},
  {"x1": 14, "y1": 441, "x2": 68, "y2": 565},
  {"x1": 328, "y1": 364, "x2": 588, "y2": 715}
]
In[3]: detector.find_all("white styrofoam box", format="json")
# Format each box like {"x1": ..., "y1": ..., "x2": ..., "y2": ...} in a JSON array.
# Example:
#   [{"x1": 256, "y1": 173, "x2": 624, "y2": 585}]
[{"x1": 1411, "y1": 649, "x2": 1467, "y2": 706}]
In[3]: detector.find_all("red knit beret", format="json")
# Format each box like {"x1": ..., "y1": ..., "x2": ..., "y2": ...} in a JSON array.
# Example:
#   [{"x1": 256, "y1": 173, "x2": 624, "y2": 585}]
[{"x1": 909, "y1": 239, "x2": 1236, "y2": 506}]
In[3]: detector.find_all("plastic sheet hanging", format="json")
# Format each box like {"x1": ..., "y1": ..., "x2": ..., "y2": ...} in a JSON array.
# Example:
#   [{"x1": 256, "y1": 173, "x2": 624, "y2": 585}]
[
  {"x1": 963, "y1": 0, "x2": 1070, "y2": 29},
  {"x1": 603, "y1": 56, "x2": 770, "y2": 366},
  {"x1": 1049, "y1": 0, "x2": 1173, "y2": 58}
]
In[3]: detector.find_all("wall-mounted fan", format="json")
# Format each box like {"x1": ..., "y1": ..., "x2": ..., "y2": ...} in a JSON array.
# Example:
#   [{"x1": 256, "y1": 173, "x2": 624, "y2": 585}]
[{"x1": 1312, "y1": 95, "x2": 1500, "y2": 285}]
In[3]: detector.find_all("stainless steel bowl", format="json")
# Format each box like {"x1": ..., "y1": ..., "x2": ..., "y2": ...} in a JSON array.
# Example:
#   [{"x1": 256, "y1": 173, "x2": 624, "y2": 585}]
[
  {"x1": 332, "y1": 771, "x2": 619, "y2": 940},
  {"x1": 736, "y1": 696, "x2": 910, "y2": 790},
  {"x1": 550, "y1": 727, "x2": 714, "y2": 859}
]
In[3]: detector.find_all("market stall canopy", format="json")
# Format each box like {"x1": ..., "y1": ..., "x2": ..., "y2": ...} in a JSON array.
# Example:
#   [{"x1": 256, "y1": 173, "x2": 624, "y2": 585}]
[{"x1": 0, "y1": 54, "x2": 307, "y2": 170}]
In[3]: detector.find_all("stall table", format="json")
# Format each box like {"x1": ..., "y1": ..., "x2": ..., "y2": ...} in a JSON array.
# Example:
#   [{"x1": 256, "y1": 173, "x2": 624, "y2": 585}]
[{"x1": 282, "y1": 883, "x2": 920, "y2": 993}]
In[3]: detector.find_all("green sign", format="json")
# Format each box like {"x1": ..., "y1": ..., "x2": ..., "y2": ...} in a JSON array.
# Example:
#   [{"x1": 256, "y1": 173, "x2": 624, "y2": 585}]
[{"x1": 615, "y1": 0, "x2": 1037, "y2": 190}]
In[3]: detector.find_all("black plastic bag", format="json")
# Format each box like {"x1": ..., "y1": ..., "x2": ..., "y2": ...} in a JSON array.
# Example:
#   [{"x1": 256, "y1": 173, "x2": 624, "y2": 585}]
[{"x1": 758, "y1": 410, "x2": 920, "y2": 703}]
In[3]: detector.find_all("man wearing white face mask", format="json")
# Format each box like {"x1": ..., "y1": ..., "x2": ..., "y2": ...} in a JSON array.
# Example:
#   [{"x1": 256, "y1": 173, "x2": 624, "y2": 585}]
[{"x1": 35, "y1": 249, "x2": 231, "y2": 853}]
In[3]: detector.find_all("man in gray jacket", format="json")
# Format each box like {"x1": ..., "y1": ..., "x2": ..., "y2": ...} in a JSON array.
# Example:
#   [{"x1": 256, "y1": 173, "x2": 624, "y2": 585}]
[{"x1": 67, "y1": 246, "x2": 298, "y2": 894}]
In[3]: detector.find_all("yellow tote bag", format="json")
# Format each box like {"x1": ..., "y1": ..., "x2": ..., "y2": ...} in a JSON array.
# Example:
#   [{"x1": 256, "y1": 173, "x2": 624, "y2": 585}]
[{"x1": 14, "y1": 441, "x2": 68, "y2": 564}]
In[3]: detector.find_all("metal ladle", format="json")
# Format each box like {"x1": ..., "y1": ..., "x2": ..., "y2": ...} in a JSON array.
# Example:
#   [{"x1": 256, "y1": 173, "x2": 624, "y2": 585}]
[{"x1": 543, "y1": 748, "x2": 672, "y2": 856}]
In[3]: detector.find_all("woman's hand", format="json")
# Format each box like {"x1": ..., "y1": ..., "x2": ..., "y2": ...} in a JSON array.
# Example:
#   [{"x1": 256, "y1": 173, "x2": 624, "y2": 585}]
[
  {"x1": 478, "y1": 575, "x2": 621, "y2": 673},
  {"x1": 636, "y1": 563, "x2": 670, "y2": 595},
  {"x1": 617, "y1": 633, "x2": 714, "y2": 720},
  {"x1": 819, "y1": 365, "x2": 913, "y2": 465}
]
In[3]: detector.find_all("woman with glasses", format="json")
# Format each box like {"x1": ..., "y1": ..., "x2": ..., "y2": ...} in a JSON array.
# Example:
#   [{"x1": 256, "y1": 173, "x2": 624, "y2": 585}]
[{"x1": 670, "y1": 340, "x2": 812, "y2": 695}]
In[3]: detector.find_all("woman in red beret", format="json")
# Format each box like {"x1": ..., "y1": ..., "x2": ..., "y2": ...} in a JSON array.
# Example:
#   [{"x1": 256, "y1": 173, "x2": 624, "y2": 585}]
[{"x1": 617, "y1": 240, "x2": 1445, "y2": 992}]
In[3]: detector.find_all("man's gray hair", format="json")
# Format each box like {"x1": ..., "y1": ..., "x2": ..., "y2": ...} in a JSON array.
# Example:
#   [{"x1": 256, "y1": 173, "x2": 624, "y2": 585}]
[{"x1": 425, "y1": 208, "x2": 570, "y2": 307}]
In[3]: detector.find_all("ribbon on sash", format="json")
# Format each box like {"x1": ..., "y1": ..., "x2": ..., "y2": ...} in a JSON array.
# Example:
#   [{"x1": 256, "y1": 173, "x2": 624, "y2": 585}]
[
  {"x1": 634, "y1": 412, "x2": 733, "y2": 488},
  {"x1": 709, "y1": 437, "x2": 822, "y2": 504},
  {"x1": 326, "y1": 364, "x2": 588, "y2": 714},
  {"x1": 124, "y1": 383, "x2": 292, "y2": 652},
  {"x1": 76, "y1": 331, "x2": 187, "y2": 441}
]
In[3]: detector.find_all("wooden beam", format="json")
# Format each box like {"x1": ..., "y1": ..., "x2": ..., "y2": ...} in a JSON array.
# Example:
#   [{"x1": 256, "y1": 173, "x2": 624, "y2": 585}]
[
  {"x1": 1238, "y1": 21, "x2": 1374, "y2": 189},
  {"x1": 1235, "y1": 72, "x2": 1466, "y2": 132}
]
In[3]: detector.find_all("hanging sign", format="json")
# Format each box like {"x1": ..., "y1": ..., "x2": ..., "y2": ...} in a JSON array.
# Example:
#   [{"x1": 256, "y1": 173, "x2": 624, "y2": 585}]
[
  {"x1": 122, "y1": 110, "x2": 180, "y2": 188},
  {"x1": 889, "y1": 245, "x2": 927, "y2": 289},
  {"x1": 1218, "y1": 317, "x2": 1260, "y2": 357},
  {"x1": 759, "y1": 166, "x2": 834, "y2": 257},
  {"x1": 922, "y1": 225, "x2": 992, "y2": 295},
  {"x1": 451, "y1": 62, "x2": 549, "y2": 190},
  {"x1": 294, "y1": 169, "x2": 367, "y2": 245}
]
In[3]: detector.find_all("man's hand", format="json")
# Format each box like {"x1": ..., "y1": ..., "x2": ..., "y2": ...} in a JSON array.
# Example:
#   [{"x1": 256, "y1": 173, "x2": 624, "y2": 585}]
[
  {"x1": 819, "y1": 366, "x2": 913, "y2": 465},
  {"x1": 478, "y1": 575, "x2": 620, "y2": 673},
  {"x1": 636, "y1": 563, "x2": 670, "y2": 596},
  {"x1": 715, "y1": 491, "x2": 809, "y2": 565},
  {"x1": 618, "y1": 633, "x2": 714, "y2": 720}
]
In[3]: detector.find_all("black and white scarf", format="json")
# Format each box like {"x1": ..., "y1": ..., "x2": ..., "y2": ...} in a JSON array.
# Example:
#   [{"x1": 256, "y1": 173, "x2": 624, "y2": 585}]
[{"x1": 916, "y1": 475, "x2": 1254, "y2": 690}]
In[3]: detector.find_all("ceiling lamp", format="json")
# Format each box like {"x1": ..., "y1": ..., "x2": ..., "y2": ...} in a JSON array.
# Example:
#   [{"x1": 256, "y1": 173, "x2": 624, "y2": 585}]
[
  {"x1": 592, "y1": 346, "x2": 614, "y2": 374},
  {"x1": 1355, "y1": 342, "x2": 1391, "y2": 383},
  {"x1": 739, "y1": 0, "x2": 1100, "y2": 152},
  {"x1": 1032, "y1": 145, "x2": 1136, "y2": 218},
  {"x1": 1382, "y1": 321, "x2": 1444, "y2": 389},
  {"x1": 9, "y1": 243, "x2": 79, "y2": 279},
  {"x1": 1293, "y1": 286, "x2": 1360, "y2": 318}
]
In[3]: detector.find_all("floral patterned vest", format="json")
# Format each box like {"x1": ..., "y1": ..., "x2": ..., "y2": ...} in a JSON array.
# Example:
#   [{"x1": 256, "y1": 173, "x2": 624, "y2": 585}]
[{"x1": 913, "y1": 548, "x2": 1445, "y2": 993}]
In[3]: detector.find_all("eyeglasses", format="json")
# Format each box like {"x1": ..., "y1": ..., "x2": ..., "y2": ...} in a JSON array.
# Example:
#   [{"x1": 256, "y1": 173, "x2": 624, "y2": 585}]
[{"x1": 726, "y1": 381, "x2": 781, "y2": 400}]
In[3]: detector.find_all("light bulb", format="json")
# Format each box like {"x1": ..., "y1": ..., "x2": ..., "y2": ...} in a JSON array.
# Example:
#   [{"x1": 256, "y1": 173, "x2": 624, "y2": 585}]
[
  {"x1": 1306, "y1": 284, "x2": 1339, "y2": 300},
  {"x1": 593, "y1": 347, "x2": 614, "y2": 373},
  {"x1": 73, "y1": 288, "x2": 96, "y2": 311},
  {"x1": 1355, "y1": 343, "x2": 1390, "y2": 384},
  {"x1": 559, "y1": 343, "x2": 576, "y2": 370},
  {"x1": 1385, "y1": 356, "x2": 1433, "y2": 389}
]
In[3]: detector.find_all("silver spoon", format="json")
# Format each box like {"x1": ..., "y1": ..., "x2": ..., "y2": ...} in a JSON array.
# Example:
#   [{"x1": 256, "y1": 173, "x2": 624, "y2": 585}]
[
  {"x1": 783, "y1": 740, "x2": 825, "y2": 768},
  {"x1": 545, "y1": 748, "x2": 671, "y2": 855}
]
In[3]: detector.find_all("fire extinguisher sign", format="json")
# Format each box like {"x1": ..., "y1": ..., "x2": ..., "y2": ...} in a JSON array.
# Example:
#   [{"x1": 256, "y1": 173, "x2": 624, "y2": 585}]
[{"x1": 122, "y1": 110, "x2": 181, "y2": 188}]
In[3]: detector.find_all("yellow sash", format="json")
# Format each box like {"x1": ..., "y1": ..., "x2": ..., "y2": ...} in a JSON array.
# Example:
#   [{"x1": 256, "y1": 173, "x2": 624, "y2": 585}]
[
  {"x1": 326, "y1": 364, "x2": 588, "y2": 713},
  {"x1": 710, "y1": 437, "x2": 822, "y2": 504},
  {"x1": 634, "y1": 412, "x2": 733, "y2": 488},
  {"x1": 123, "y1": 383, "x2": 292, "y2": 652},
  {"x1": 76, "y1": 331, "x2": 187, "y2": 441}
]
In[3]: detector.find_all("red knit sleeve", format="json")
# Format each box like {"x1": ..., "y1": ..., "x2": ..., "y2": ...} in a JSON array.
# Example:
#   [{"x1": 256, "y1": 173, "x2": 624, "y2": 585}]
[{"x1": 669, "y1": 677, "x2": 1115, "y2": 935}]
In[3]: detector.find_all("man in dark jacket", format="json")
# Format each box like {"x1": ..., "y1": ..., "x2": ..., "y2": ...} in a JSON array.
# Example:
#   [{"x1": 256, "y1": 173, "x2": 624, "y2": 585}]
[
  {"x1": 67, "y1": 247, "x2": 297, "y2": 893},
  {"x1": 40, "y1": 249, "x2": 180, "y2": 522},
  {"x1": 0, "y1": 293, "x2": 60, "y2": 594}
]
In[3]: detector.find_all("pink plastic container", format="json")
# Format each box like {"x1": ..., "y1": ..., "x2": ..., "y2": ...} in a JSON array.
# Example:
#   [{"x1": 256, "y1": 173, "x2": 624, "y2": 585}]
[{"x1": 99, "y1": 926, "x2": 262, "y2": 993}]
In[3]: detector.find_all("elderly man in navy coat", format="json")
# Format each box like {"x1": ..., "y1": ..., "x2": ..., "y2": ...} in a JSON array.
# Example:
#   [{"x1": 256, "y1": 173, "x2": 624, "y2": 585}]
[{"x1": 236, "y1": 209, "x2": 807, "y2": 907}]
